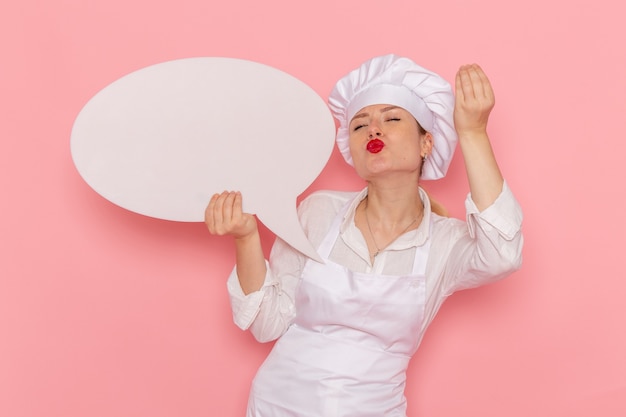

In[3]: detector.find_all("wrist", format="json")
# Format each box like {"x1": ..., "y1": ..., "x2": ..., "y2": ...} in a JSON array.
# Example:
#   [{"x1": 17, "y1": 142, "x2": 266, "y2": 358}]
[
  {"x1": 234, "y1": 228, "x2": 260, "y2": 244},
  {"x1": 456, "y1": 128, "x2": 489, "y2": 142}
]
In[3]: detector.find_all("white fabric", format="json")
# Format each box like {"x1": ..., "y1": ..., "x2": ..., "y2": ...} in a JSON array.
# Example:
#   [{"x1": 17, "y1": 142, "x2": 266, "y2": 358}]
[
  {"x1": 246, "y1": 200, "x2": 431, "y2": 416},
  {"x1": 328, "y1": 54, "x2": 457, "y2": 180},
  {"x1": 227, "y1": 182, "x2": 523, "y2": 346}
]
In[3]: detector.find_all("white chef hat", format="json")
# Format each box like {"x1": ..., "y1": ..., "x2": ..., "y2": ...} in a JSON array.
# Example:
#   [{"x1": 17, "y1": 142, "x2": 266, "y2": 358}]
[{"x1": 328, "y1": 54, "x2": 457, "y2": 180}]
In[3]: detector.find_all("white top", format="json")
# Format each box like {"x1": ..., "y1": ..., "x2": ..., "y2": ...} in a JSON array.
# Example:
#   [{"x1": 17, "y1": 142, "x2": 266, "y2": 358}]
[
  {"x1": 227, "y1": 181, "x2": 524, "y2": 344},
  {"x1": 245, "y1": 196, "x2": 433, "y2": 416}
]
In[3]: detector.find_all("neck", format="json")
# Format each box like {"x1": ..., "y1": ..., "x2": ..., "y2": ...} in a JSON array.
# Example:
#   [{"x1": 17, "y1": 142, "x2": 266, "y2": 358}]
[{"x1": 364, "y1": 179, "x2": 423, "y2": 229}]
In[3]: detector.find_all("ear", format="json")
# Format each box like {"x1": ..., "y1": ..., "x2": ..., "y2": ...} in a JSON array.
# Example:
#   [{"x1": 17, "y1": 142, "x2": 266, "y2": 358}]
[{"x1": 420, "y1": 132, "x2": 434, "y2": 158}]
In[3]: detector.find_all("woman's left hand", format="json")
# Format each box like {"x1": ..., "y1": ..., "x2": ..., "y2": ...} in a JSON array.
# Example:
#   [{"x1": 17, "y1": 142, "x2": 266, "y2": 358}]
[{"x1": 453, "y1": 64, "x2": 495, "y2": 138}]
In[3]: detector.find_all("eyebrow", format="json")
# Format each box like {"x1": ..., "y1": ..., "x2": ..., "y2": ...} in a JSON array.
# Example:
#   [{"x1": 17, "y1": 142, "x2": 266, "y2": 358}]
[{"x1": 351, "y1": 105, "x2": 401, "y2": 120}]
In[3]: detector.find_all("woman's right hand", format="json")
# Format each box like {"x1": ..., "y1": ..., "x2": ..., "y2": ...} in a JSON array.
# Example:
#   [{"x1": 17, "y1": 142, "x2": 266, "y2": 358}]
[{"x1": 205, "y1": 191, "x2": 258, "y2": 240}]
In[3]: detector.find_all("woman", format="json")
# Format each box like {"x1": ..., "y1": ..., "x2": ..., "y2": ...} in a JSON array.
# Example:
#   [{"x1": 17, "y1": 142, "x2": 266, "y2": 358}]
[{"x1": 205, "y1": 55, "x2": 523, "y2": 416}]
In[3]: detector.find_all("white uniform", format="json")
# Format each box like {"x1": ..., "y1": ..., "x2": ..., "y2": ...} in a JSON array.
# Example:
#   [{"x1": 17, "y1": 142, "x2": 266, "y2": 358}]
[
  {"x1": 247, "y1": 200, "x2": 431, "y2": 416},
  {"x1": 228, "y1": 185, "x2": 524, "y2": 416}
]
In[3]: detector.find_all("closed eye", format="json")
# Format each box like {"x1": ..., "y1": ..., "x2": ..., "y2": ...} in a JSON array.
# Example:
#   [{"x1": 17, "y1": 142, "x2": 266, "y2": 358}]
[
  {"x1": 353, "y1": 124, "x2": 367, "y2": 131},
  {"x1": 387, "y1": 118, "x2": 401, "y2": 122}
]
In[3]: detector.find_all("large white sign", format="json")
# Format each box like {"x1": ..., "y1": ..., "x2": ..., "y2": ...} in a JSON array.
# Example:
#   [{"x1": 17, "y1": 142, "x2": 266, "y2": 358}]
[{"x1": 71, "y1": 57, "x2": 336, "y2": 261}]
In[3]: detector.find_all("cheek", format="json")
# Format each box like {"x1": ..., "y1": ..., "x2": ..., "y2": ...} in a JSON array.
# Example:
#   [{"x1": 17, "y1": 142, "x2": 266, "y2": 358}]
[
  {"x1": 398, "y1": 133, "x2": 421, "y2": 153},
  {"x1": 348, "y1": 141, "x2": 362, "y2": 165},
  {"x1": 396, "y1": 134, "x2": 423, "y2": 164},
  {"x1": 347, "y1": 132, "x2": 364, "y2": 154}
]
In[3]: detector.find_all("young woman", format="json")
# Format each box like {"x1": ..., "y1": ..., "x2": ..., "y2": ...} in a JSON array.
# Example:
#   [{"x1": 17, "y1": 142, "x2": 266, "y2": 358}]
[{"x1": 205, "y1": 54, "x2": 523, "y2": 417}]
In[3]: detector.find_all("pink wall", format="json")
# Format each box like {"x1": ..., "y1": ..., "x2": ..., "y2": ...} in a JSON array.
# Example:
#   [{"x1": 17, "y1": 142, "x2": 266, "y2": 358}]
[{"x1": 1, "y1": 0, "x2": 625, "y2": 416}]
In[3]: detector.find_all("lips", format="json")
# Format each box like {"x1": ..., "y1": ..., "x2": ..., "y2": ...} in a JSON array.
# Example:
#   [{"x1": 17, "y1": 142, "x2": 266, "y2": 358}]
[{"x1": 366, "y1": 139, "x2": 385, "y2": 153}]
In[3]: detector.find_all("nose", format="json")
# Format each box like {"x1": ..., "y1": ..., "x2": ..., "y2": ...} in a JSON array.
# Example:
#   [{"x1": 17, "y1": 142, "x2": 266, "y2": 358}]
[{"x1": 367, "y1": 121, "x2": 382, "y2": 138}]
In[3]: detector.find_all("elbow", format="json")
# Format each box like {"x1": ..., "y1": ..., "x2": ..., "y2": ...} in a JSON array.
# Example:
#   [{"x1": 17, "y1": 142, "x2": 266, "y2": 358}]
[
  {"x1": 473, "y1": 235, "x2": 524, "y2": 281},
  {"x1": 249, "y1": 317, "x2": 291, "y2": 343},
  {"x1": 500, "y1": 252, "x2": 523, "y2": 277},
  {"x1": 511, "y1": 251, "x2": 523, "y2": 272},
  {"x1": 490, "y1": 238, "x2": 524, "y2": 278},
  {"x1": 253, "y1": 332, "x2": 281, "y2": 344},
  {"x1": 251, "y1": 325, "x2": 288, "y2": 344},
  {"x1": 507, "y1": 233, "x2": 524, "y2": 273}
]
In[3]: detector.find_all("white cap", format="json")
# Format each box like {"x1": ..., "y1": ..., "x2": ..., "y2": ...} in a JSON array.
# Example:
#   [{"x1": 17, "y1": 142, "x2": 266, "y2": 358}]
[{"x1": 328, "y1": 54, "x2": 457, "y2": 180}]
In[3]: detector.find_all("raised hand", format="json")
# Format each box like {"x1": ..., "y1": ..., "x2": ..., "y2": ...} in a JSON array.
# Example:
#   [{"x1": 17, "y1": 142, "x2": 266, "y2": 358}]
[
  {"x1": 453, "y1": 64, "x2": 503, "y2": 210},
  {"x1": 454, "y1": 64, "x2": 495, "y2": 138}
]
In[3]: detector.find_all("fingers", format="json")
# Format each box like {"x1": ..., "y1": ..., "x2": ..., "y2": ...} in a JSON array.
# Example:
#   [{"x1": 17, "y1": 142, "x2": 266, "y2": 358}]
[
  {"x1": 457, "y1": 64, "x2": 487, "y2": 100},
  {"x1": 204, "y1": 191, "x2": 243, "y2": 235},
  {"x1": 455, "y1": 65, "x2": 471, "y2": 104},
  {"x1": 474, "y1": 65, "x2": 494, "y2": 102},
  {"x1": 454, "y1": 64, "x2": 495, "y2": 135},
  {"x1": 205, "y1": 194, "x2": 215, "y2": 232},
  {"x1": 220, "y1": 192, "x2": 235, "y2": 227},
  {"x1": 456, "y1": 64, "x2": 495, "y2": 108}
]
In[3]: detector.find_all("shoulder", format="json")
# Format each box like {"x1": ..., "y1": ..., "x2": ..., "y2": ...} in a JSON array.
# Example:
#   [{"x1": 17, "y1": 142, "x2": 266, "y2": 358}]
[
  {"x1": 297, "y1": 189, "x2": 360, "y2": 240},
  {"x1": 430, "y1": 212, "x2": 467, "y2": 242},
  {"x1": 299, "y1": 189, "x2": 358, "y2": 214}
]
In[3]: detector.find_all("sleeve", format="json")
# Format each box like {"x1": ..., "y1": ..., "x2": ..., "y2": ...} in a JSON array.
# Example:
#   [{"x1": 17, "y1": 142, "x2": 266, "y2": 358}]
[
  {"x1": 226, "y1": 191, "x2": 337, "y2": 343},
  {"x1": 443, "y1": 180, "x2": 524, "y2": 294},
  {"x1": 226, "y1": 236, "x2": 305, "y2": 342}
]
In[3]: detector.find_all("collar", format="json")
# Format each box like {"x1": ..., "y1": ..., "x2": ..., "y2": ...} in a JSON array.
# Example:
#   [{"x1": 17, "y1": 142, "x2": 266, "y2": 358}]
[{"x1": 339, "y1": 186, "x2": 432, "y2": 251}]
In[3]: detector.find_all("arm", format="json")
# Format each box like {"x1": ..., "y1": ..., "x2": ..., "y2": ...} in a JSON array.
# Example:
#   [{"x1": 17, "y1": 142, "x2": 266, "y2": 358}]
[
  {"x1": 454, "y1": 64, "x2": 504, "y2": 211},
  {"x1": 440, "y1": 65, "x2": 523, "y2": 292},
  {"x1": 205, "y1": 191, "x2": 266, "y2": 295},
  {"x1": 206, "y1": 191, "x2": 304, "y2": 342}
]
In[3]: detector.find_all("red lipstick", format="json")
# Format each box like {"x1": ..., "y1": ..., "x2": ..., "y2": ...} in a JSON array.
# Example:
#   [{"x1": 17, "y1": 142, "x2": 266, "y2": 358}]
[{"x1": 366, "y1": 139, "x2": 385, "y2": 153}]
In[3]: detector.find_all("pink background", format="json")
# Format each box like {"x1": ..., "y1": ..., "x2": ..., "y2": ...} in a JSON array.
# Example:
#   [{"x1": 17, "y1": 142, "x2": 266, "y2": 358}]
[{"x1": 1, "y1": 0, "x2": 625, "y2": 416}]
